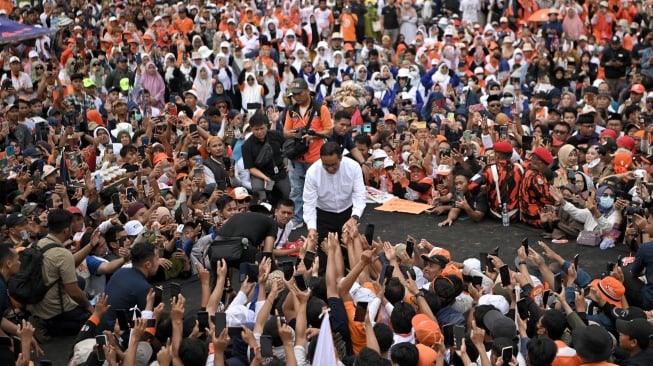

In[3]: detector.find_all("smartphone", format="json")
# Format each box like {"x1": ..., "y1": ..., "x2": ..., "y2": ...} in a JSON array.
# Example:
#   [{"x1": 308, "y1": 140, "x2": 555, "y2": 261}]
[
  {"x1": 554, "y1": 273, "x2": 562, "y2": 293},
  {"x1": 116, "y1": 309, "x2": 129, "y2": 331},
  {"x1": 170, "y1": 282, "x2": 181, "y2": 300},
  {"x1": 406, "y1": 239, "x2": 415, "y2": 257},
  {"x1": 379, "y1": 263, "x2": 394, "y2": 286},
  {"x1": 499, "y1": 125, "x2": 508, "y2": 138},
  {"x1": 472, "y1": 276, "x2": 483, "y2": 286},
  {"x1": 362, "y1": 122, "x2": 372, "y2": 133},
  {"x1": 573, "y1": 254, "x2": 579, "y2": 269},
  {"x1": 281, "y1": 261, "x2": 294, "y2": 281},
  {"x1": 141, "y1": 136, "x2": 150, "y2": 146},
  {"x1": 169, "y1": 96, "x2": 178, "y2": 116},
  {"x1": 303, "y1": 251, "x2": 316, "y2": 269},
  {"x1": 521, "y1": 238, "x2": 529, "y2": 256},
  {"x1": 542, "y1": 289, "x2": 551, "y2": 308},
  {"x1": 227, "y1": 327, "x2": 241, "y2": 339},
  {"x1": 479, "y1": 252, "x2": 488, "y2": 272},
  {"x1": 453, "y1": 325, "x2": 465, "y2": 349},
  {"x1": 450, "y1": 140, "x2": 460, "y2": 151},
  {"x1": 442, "y1": 324, "x2": 454, "y2": 347},
  {"x1": 517, "y1": 298, "x2": 529, "y2": 319},
  {"x1": 154, "y1": 286, "x2": 163, "y2": 307},
  {"x1": 32, "y1": 171, "x2": 40, "y2": 187},
  {"x1": 260, "y1": 335, "x2": 274, "y2": 357},
  {"x1": 294, "y1": 274, "x2": 308, "y2": 291},
  {"x1": 5, "y1": 145, "x2": 14, "y2": 157},
  {"x1": 499, "y1": 265, "x2": 510, "y2": 287},
  {"x1": 197, "y1": 311, "x2": 209, "y2": 332},
  {"x1": 126, "y1": 187, "x2": 137, "y2": 201},
  {"x1": 606, "y1": 261, "x2": 616, "y2": 273},
  {"x1": 353, "y1": 301, "x2": 368, "y2": 322},
  {"x1": 522, "y1": 135, "x2": 533, "y2": 151},
  {"x1": 364, "y1": 224, "x2": 375, "y2": 245},
  {"x1": 213, "y1": 312, "x2": 226, "y2": 336},
  {"x1": 463, "y1": 130, "x2": 472, "y2": 142},
  {"x1": 96, "y1": 334, "x2": 107, "y2": 362},
  {"x1": 135, "y1": 53, "x2": 142, "y2": 64},
  {"x1": 246, "y1": 263, "x2": 258, "y2": 283},
  {"x1": 189, "y1": 124, "x2": 198, "y2": 134},
  {"x1": 501, "y1": 346, "x2": 513, "y2": 363}
]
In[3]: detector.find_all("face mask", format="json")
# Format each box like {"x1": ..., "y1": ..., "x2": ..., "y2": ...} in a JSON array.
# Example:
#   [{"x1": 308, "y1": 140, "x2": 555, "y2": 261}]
[
  {"x1": 562, "y1": 42, "x2": 569, "y2": 52},
  {"x1": 401, "y1": 152, "x2": 411, "y2": 162},
  {"x1": 373, "y1": 161, "x2": 384, "y2": 170},
  {"x1": 515, "y1": 54, "x2": 523, "y2": 61},
  {"x1": 20, "y1": 230, "x2": 29, "y2": 240},
  {"x1": 599, "y1": 196, "x2": 614, "y2": 209},
  {"x1": 502, "y1": 97, "x2": 514, "y2": 106},
  {"x1": 489, "y1": 90, "x2": 500, "y2": 96},
  {"x1": 410, "y1": 70, "x2": 420, "y2": 79}
]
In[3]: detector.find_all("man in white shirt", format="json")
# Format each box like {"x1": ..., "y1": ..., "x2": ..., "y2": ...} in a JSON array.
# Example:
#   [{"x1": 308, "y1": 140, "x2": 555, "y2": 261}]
[{"x1": 303, "y1": 141, "x2": 366, "y2": 245}]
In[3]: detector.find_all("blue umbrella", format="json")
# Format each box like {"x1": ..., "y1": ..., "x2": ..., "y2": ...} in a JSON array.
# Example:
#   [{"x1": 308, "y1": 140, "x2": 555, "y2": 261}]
[{"x1": 0, "y1": 18, "x2": 55, "y2": 44}]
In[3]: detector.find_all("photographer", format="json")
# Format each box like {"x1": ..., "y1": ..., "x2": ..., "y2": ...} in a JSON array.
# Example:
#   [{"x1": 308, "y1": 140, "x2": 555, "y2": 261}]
[
  {"x1": 283, "y1": 78, "x2": 333, "y2": 229},
  {"x1": 0, "y1": 104, "x2": 32, "y2": 151},
  {"x1": 241, "y1": 110, "x2": 289, "y2": 202}
]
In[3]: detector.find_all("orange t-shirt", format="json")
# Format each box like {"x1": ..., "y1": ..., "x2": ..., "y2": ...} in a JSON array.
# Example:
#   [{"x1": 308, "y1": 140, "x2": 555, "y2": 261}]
[
  {"x1": 344, "y1": 300, "x2": 367, "y2": 355},
  {"x1": 283, "y1": 102, "x2": 333, "y2": 164},
  {"x1": 340, "y1": 13, "x2": 358, "y2": 43},
  {"x1": 173, "y1": 17, "x2": 194, "y2": 35}
]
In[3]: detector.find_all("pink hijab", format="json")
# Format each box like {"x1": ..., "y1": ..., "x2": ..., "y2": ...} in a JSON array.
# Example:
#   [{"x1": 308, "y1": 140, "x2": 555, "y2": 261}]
[{"x1": 140, "y1": 62, "x2": 166, "y2": 107}]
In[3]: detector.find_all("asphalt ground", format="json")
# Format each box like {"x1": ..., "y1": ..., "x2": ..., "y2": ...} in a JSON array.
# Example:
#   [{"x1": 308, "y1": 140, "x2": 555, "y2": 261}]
[{"x1": 40, "y1": 205, "x2": 628, "y2": 364}]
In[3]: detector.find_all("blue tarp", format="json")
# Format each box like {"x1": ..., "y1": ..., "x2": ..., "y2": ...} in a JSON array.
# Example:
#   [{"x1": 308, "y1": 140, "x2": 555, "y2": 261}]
[{"x1": 0, "y1": 18, "x2": 54, "y2": 44}]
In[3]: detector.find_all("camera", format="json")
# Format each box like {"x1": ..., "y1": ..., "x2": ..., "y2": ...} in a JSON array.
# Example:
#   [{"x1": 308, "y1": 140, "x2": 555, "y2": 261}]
[
  {"x1": 625, "y1": 204, "x2": 645, "y2": 217},
  {"x1": 295, "y1": 127, "x2": 316, "y2": 140}
]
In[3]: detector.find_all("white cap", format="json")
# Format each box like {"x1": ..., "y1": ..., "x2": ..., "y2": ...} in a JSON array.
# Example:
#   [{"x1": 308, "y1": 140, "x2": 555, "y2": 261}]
[
  {"x1": 153, "y1": 15, "x2": 162, "y2": 22},
  {"x1": 383, "y1": 157, "x2": 395, "y2": 168},
  {"x1": 478, "y1": 294, "x2": 510, "y2": 315},
  {"x1": 109, "y1": 16, "x2": 117, "y2": 22},
  {"x1": 28, "y1": 50, "x2": 39, "y2": 59},
  {"x1": 371, "y1": 149, "x2": 388, "y2": 160},
  {"x1": 9, "y1": 56, "x2": 20, "y2": 64},
  {"x1": 124, "y1": 220, "x2": 144, "y2": 236},
  {"x1": 397, "y1": 68, "x2": 410, "y2": 78}
]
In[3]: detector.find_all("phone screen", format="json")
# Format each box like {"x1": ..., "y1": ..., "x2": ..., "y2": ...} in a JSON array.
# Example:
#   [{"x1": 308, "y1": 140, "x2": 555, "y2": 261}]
[
  {"x1": 521, "y1": 238, "x2": 529, "y2": 255},
  {"x1": 198, "y1": 311, "x2": 209, "y2": 332},
  {"x1": 453, "y1": 325, "x2": 465, "y2": 349},
  {"x1": 116, "y1": 309, "x2": 129, "y2": 331},
  {"x1": 406, "y1": 239, "x2": 415, "y2": 257},
  {"x1": 479, "y1": 252, "x2": 488, "y2": 273},
  {"x1": 96, "y1": 335, "x2": 107, "y2": 361},
  {"x1": 213, "y1": 312, "x2": 226, "y2": 336},
  {"x1": 364, "y1": 224, "x2": 375, "y2": 245},
  {"x1": 517, "y1": 298, "x2": 529, "y2": 319},
  {"x1": 379, "y1": 264, "x2": 394, "y2": 286},
  {"x1": 573, "y1": 254, "x2": 580, "y2": 269},
  {"x1": 442, "y1": 324, "x2": 454, "y2": 347},
  {"x1": 154, "y1": 286, "x2": 163, "y2": 307},
  {"x1": 499, "y1": 265, "x2": 510, "y2": 287},
  {"x1": 281, "y1": 261, "x2": 294, "y2": 281},
  {"x1": 170, "y1": 282, "x2": 181, "y2": 300},
  {"x1": 542, "y1": 289, "x2": 551, "y2": 308},
  {"x1": 303, "y1": 251, "x2": 316, "y2": 269},
  {"x1": 502, "y1": 347, "x2": 513, "y2": 363},
  {"x1": 189, "y1": 124, "x2": 198, "y2": 134},
  {"x1": 294, "y1": 274, "x2": 308, "y2": 291},
  {"x1": 260, "y1": 335, "x2": 274, "y2": 357},
  {"x1": 353, "y1": 301, "x2": 368, "y2": 322}
]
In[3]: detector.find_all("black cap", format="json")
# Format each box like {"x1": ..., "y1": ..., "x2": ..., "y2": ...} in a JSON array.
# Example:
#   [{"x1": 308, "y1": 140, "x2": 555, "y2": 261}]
[
  {"x1": 607, "y1": 112, "x2": 622, "y2": 121},
  {"x1": 583, "y1": 86, "x2": 599, "y2": 95},
  {"x1": 6, "y1": 212, "x2": 27, "y2": 228},
  {"x1": 616, "y1": 318, "x2": 653, "y2": 349},
  {"x1": 187, "y1": 146, "x2": 200, "y2": 158},
  {"x1": 420, "y1": 254, "x2": 449, "y2": 267},
  {"x1": 70, "y1": 73, "x2": 85, "y2": 81}
]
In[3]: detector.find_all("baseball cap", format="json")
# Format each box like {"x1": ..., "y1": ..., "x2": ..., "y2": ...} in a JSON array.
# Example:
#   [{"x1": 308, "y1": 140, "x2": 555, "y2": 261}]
[
  {"x1": 6, "y1": 213, "x2": 27, "y2": 228},
  {"x1": 9, "y1": 56, "x2": 20, "y2": 64},
  {"x1": 616, "y1": 318, "x2": 653, "y2": 348},
  {"x1": 631, "y1": 84, "x2": 645, "y2": 94},
  {"x1": 230, "y1": 187, "x2": 251, "y2": 200},
  {"x1": 289, "y1": 78, "x2": 308, "y2": 94},
  {"x1": 590, "y1": 276, "x2": 625, "y2": 306},
  {"x1": 66, "y1": 206, "x2": 83, "y2": 216},
  {"x1": 124, "y1": 220, "x2": 144, "y2": 236},
  {"x1": 493, "y1": 141, "x2": 513, "y2": 154}
]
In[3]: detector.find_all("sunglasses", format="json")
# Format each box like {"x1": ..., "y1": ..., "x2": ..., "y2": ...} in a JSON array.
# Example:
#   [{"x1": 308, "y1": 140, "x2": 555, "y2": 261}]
[
  {"x1": 235, "y1": 198, "x2": 250, "y2": 204},
  {"x1": 117, "y1": 236, "x2": 129, "y2": 244},
  {"x1": 35, "y1": 66, "x2": 43, "y2": 70}
]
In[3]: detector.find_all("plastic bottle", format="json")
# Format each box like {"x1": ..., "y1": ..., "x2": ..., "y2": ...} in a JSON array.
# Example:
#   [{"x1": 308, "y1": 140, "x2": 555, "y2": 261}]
[{"x1": 502, "y1": 203, "x2": 510, "y2": 227}]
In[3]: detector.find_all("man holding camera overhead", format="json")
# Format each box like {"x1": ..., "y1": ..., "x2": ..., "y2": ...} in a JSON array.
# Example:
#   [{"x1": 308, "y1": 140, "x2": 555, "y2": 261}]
[{"x1": 283, "y1": 78, "x2": 333, "y2": 230}]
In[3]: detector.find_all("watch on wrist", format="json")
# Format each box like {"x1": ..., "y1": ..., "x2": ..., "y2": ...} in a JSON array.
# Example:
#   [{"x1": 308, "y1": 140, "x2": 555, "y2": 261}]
[
  {"x1": 414, "y1": 290, "x2": 425, "y2": 298},
  {"x1": 351, "y1": 215, "x2": 360, "y2": 221}
]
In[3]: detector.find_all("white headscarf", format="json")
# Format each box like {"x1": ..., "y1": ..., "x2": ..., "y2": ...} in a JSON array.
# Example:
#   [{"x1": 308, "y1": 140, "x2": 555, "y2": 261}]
[{"x1": 192, "y1": 65, "x2": 213, "y2": 105}]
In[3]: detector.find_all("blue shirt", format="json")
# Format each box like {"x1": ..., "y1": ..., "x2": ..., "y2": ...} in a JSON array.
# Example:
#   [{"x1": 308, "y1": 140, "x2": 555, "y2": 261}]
[
  {"x1": 631, "y1": 241, "x2": 653, "y2": 309},
  {"x1": 102, "y1": 267, "x2": 151, "y2": 330}
]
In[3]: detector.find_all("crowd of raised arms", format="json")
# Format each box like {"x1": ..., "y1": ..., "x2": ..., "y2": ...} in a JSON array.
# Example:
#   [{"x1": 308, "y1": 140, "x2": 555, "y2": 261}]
[{"x1": 1, "y1": 0, "x2": 653, "y2": 365}]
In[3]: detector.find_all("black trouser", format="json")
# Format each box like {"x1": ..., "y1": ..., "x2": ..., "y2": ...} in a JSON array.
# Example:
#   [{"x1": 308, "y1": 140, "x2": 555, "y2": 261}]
[
  {"x1": 316, "y1": 206, "x2": 352, "y2": 275},
  {"x1": 46, "y1": 306, "x2": 91, "y2": 337}
]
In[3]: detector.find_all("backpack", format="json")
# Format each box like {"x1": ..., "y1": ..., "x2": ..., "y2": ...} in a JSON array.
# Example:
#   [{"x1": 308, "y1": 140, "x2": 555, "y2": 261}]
[{"x1": 9, "y1": 241, "x2": 60, "y2": 304}]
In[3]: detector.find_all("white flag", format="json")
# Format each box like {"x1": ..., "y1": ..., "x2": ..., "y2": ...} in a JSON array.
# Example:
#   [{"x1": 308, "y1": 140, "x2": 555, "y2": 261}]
[{"x1": 312, "y1": 311, "x2": 337, "y2": 366}]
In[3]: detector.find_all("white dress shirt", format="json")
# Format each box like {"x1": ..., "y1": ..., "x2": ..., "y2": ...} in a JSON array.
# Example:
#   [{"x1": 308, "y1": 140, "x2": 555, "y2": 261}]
[{"x1": 303, "y1": 156, "x2": 366, "y2": 230}]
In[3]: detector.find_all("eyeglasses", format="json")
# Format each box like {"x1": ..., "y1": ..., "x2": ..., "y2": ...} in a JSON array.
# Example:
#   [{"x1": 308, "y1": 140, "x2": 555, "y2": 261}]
[{"x1": 488, "y1": 103, "x2": 500, "y2": 107}]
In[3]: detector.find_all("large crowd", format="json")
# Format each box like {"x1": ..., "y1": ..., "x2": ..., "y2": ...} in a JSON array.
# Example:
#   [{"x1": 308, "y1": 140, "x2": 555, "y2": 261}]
[{"x1": 1, "y1": 0, "x2": 653, "y2": 365}]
